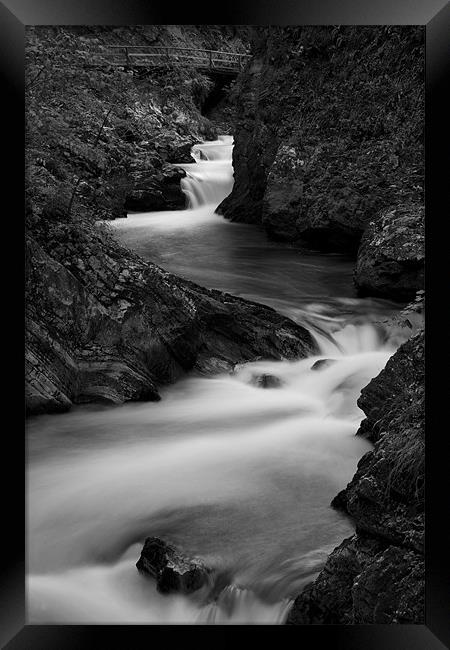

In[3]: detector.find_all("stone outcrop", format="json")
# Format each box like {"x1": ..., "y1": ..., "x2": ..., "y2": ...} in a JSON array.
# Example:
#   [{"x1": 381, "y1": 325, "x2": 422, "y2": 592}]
[
  {"x1": 25, "y1": 227, "x2": 317, "y2": 415},
  {"x1": 354, "y1": 203, "x2": 425, "y2": 301},
  {"x1": 287, "y1": 330, "x2": 424, "y2": 624},
  {"x1": 136, "y1": 537, "x2": 211, "y2": 595}
]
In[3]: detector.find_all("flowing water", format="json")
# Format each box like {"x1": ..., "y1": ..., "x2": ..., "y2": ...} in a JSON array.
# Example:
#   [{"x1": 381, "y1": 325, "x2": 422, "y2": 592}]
[{"x1": 27, "y1": 135, "x2": 407, "y2": 624}]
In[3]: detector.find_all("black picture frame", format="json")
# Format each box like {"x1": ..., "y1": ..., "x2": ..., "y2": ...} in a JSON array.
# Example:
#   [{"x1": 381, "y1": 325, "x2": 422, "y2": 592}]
[{"x1": 2, "y1": 0, "x2": 449, "y2": 647}]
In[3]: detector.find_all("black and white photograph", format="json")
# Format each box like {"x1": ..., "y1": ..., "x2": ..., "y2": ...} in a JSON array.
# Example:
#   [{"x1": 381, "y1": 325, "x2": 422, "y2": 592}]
[
  {"x1": 23, "y1": 23, "x2": 427, "y2": 626},
  {"x1": 1, "y1": 4, "x2": 442, "y2": 641}
]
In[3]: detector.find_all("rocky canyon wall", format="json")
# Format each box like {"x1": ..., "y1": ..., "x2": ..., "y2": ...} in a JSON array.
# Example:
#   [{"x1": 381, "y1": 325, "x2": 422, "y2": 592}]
[{"x1": 218, "y1": 26, "x2": 424, "y2": 300}]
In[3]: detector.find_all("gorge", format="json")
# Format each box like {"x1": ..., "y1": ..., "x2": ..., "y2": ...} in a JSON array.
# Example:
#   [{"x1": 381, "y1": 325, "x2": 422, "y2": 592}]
[{"x1": 25, "y1": 25, "x2": 425, "y2": 626}]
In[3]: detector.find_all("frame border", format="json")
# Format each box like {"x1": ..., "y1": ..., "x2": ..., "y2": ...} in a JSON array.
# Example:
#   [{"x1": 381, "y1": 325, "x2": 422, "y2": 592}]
[{"x1": 2, "y1": 0, "x2": 449, "y2": 647}]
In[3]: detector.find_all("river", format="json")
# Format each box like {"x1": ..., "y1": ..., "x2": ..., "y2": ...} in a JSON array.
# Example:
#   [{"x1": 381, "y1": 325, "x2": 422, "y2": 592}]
[{"x1": 27, "y1": 135, "x2": 405, "y2": 624}]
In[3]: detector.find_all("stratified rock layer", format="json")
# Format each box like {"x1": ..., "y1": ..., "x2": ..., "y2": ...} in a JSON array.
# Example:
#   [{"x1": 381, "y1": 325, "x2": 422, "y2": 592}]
[
  {"x1": 287, "y1": 330, "x2": 424, "y2": 624},
  {"x1": 25, "y1": 226, "x2": 317, "y2": 415}
]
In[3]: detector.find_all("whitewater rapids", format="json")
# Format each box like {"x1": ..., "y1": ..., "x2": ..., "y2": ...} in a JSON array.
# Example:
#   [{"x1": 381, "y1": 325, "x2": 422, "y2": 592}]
[{"x1": 27, "y1": 135, "x2": 405, "y2": 624}]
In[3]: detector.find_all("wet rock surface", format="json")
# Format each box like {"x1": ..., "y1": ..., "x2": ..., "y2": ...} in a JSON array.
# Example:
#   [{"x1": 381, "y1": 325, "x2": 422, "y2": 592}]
[
  {"x1": 136, "y1": 537, "x2": 212, "y2": 595},
  {"x1": 287, "y1": 330, "x2": 424, "y2": 624}
]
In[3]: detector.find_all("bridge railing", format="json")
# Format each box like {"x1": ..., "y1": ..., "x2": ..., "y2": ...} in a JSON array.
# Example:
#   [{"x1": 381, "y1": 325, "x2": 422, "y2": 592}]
[{"x1": 99, "y1": 46, "x2": 251, "y2": 72}]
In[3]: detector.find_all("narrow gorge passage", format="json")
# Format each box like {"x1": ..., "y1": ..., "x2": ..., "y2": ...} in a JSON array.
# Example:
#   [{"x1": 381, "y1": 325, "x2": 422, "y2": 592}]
[{"x1": 27, "y1": 136, "x2": 407, "y2": 624}]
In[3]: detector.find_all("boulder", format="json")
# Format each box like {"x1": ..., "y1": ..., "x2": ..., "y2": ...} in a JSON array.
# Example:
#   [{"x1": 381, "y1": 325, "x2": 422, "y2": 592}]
[
  {"x1": 354, "y1": 203, "x2": 424, "y2": 301},
  {"x1": 136, "y1": 537, "x2": 211, "y2": 595}
]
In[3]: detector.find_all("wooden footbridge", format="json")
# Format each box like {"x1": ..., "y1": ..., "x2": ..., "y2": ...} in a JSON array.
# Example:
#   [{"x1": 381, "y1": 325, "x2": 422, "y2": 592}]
[{"x1": 99, "y1": 46, "x2": 251, "y2": 74}]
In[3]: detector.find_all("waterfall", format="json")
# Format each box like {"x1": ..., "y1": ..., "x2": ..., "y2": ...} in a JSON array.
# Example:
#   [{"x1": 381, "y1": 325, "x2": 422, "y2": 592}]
[{"x1": 178, "y1": 135, "x2": 234, "y2": 209}]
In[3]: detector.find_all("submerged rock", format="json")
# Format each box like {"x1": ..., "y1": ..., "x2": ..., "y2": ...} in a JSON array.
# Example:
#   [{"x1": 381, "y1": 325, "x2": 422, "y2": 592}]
[
  {"x1": 287, "y1": 330, "x2": 425, "y2": 624},
  {"x1": 310, "y1": 358, "x2": 336, "y2": 371},
  {"x1": 354, "y1": 203, "x2": 424, "y2": 301},
  {"x1": 251, "y1": 373, "x2": 283, "y2": 388},
  {"x1": 136, "y1": 537, "x2": 212, "y2": 595}
]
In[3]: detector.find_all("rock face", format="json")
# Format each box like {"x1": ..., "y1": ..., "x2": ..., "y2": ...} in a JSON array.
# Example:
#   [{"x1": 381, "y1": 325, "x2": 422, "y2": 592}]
[
  {"x1": 354, "y1": 203, "x2": 424, "y2": 301},
  {"x1": 25, "y1": 227, "x2": 317, "y2": 415},
  {"x1": 287, "y1": 330, "x2": 424, "y2": 624},
  {"x1": 136, "y1": 537, "x2": 211, "y2": 595},
  {"x1": 218, "y1": 27, "x2": 424, "y2": 256},
  {"x1": 217, "y1": 58, "x2": 278, "y2": 225}
]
